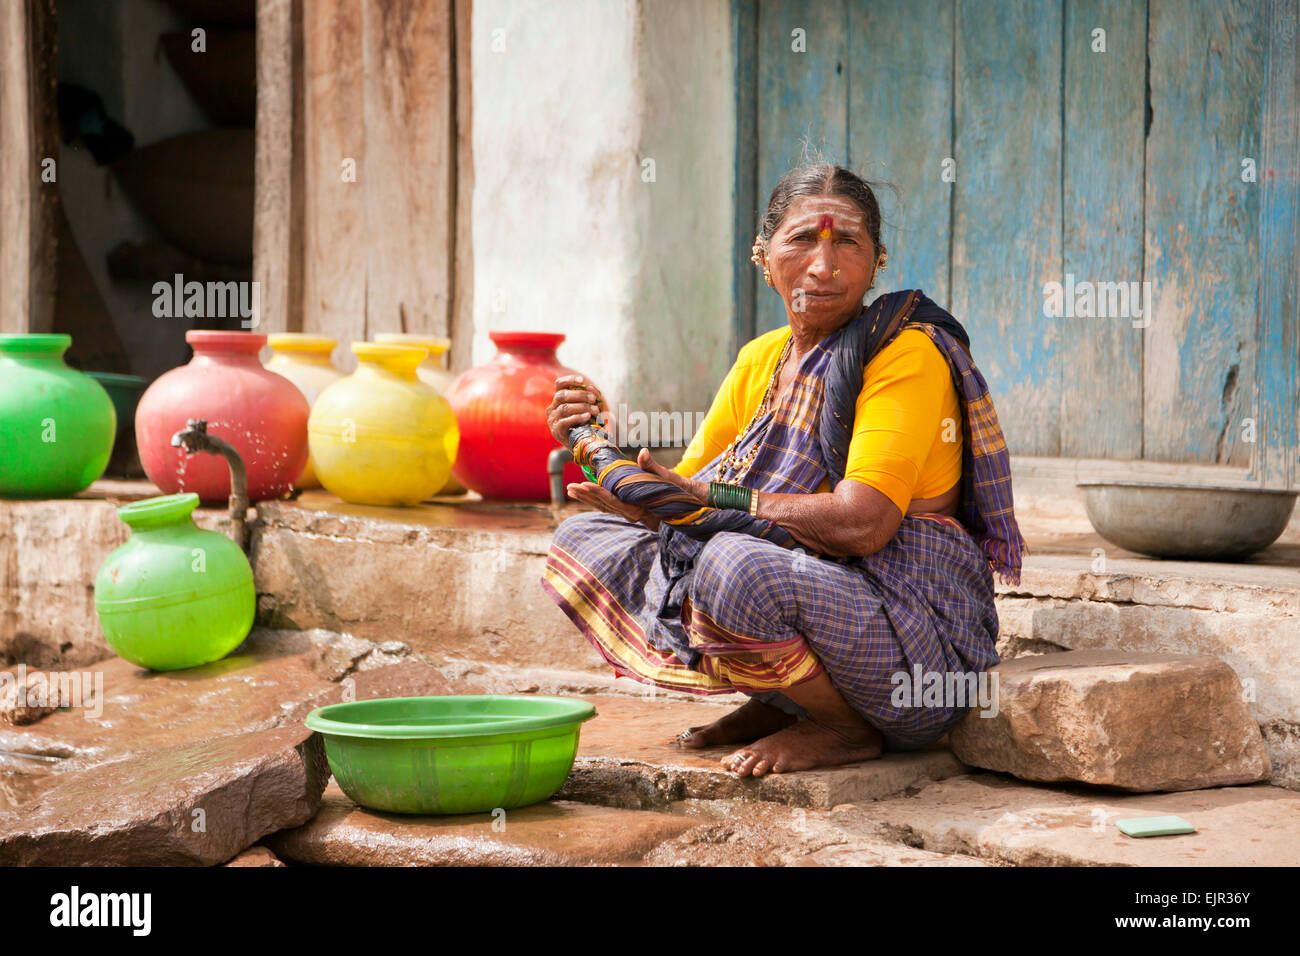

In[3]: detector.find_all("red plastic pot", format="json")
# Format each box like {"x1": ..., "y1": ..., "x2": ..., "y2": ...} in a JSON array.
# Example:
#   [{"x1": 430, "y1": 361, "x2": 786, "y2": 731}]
[
  {"x1": 445, "y1": 331, "x2": 586, "y2": 500},
  {"x1": 135, "y1": 330, "x2": 309, "y2": 504}
]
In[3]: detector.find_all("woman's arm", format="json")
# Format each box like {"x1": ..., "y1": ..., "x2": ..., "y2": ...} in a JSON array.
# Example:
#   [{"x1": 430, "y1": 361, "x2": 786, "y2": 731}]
[
  {"x1": 641, "y1": 331, "x2": 956, "y2": 556},
  {"x1": 751, "y1": 480, "x2": 903, "y2": 556}
]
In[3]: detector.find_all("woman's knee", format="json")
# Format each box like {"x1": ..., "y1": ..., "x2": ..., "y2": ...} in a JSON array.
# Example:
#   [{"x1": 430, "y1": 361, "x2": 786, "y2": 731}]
[
  {"x1": 691, "y1": 533, "x2": 788, "y2": 610},
  {"x1": 552, "y1": 510, "x2": 630, "y2": 552}
]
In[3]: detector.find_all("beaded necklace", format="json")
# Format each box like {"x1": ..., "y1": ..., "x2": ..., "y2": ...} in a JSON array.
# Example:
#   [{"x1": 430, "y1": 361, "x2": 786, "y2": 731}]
[{"x1": 714, "y1": 332, "x2": 794, "y2": 482}]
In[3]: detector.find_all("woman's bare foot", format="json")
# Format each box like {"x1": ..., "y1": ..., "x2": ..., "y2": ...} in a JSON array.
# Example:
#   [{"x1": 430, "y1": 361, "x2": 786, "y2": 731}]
[
  {"x1": 674, "y1": 698, "x2": 797, "y2": 750},
  {"x1": 721, "y1": 717, "x2": 883, "y2": 776}
]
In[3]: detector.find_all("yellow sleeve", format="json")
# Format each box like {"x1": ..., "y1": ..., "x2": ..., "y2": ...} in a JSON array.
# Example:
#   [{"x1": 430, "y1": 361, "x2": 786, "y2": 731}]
[
  {"x1": 673, "y1": 359, "x2": 743, "y2": 479},
  {"x1": 842, "y1": 330, "x2": 959, "y2": 514},
  {"x1": 672, "y1": 329, "x2": 786, "y2": 478}
]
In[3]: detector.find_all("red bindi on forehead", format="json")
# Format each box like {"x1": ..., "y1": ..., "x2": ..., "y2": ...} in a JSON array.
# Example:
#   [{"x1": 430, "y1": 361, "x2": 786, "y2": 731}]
[{"x1": 818, "y1": 214, "x2": 833, "y2": 238}]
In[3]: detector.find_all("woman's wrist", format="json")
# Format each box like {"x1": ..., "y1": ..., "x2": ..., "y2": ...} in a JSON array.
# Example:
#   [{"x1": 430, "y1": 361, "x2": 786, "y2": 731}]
[{"x1": 707, "y1": 480, "x2": 754, "y2": 512}]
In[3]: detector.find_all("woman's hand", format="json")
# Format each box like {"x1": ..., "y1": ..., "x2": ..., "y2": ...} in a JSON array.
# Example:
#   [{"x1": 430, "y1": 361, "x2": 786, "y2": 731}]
[
  {"x1": 631, "y1": 447, "x2": 709, "y2": 506},
  {"x1": 565, "y1": 480, "x2": 660, "y2": 531},
  {"x1": 565, "y1": 448, "x2": 707, "y2": 531},
  {"x1": 546, "y1": 374, "x2": 610, "y2": 447}
]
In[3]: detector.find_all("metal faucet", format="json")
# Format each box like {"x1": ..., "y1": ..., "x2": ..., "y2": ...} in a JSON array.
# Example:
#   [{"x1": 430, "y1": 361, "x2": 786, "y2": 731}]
[{"x1": 170, "y1": 419, "x2": 249, "y2": 550}]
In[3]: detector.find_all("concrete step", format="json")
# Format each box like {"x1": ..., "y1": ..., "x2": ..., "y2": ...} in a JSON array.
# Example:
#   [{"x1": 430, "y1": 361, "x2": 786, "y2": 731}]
[
  {"x1": 855, "y1": 773, "x2": 1300, "y2": 866},
  {"x1": 562, "y1": 695, "x2": 966, "y2": 810}
]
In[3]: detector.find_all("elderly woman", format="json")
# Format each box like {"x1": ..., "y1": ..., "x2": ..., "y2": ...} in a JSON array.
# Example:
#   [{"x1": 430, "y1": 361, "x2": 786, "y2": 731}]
[{"x1": 540, "y1": 163, "x2": 1024, "y2": 777}]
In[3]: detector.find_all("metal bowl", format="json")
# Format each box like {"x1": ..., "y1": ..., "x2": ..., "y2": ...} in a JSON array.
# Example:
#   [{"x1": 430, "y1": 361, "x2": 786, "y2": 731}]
[{"x1": 1077, "y1": 481, "x2": 1298, "y2": 561}]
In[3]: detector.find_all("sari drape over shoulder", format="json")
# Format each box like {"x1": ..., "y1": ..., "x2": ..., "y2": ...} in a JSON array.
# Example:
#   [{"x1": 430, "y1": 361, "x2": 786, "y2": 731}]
[{"x1": 540, "y1": 290, "x2": 1026, "y2": 749}]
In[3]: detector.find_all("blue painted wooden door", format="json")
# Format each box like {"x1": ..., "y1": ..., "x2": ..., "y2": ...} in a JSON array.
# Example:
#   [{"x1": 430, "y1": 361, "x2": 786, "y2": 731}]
[{"x1": 739, "y1": 0, "x2": 1284, "y2": 470}]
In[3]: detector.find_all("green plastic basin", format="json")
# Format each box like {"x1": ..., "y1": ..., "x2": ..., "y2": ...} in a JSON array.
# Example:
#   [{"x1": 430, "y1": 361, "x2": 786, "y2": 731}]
[{"x1": 304, "y1": 695, "x2": 597, "y2": 815}]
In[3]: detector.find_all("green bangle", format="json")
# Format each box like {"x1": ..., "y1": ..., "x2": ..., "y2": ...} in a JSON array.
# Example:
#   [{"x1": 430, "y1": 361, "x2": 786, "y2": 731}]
[
  {"x1": 708, "y1": 481, "x2": 752, "y2": 512},
  {"x1": 581, "y1": 463, "x2": 598, "y2": 482}
]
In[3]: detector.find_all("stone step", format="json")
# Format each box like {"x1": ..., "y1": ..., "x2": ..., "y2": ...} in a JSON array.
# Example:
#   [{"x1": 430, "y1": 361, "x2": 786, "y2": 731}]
[
  {"x1": 267, "y1": 783, "x2": 700, "y2": 866},
  {"x1": 856, "y1": 773, "x2": 1300, "y2": 867},
  {"x1": 3, "y1": 481, "x2": 1297, "y2": 787},
  {"x1": 561, "y1": 694, "x2": 966, "y2": 810},
  {"x1": 268, "y1": 784, "x2": 992, "y2": 867},
  {"x1": 643, "y1": 798, "x2": 996, "y2": 867}
]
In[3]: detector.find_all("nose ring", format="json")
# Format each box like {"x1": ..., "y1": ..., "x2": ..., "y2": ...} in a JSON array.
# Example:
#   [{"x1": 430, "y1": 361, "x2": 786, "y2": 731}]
[{"x1": 832, "y1": 269, "x2": 840, "y2": 278}]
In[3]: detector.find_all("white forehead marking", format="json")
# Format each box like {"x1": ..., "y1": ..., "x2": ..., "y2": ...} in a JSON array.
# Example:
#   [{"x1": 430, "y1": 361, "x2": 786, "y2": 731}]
[{"x1": 778, "y1": 196, "x2": 867, "y2": 234}]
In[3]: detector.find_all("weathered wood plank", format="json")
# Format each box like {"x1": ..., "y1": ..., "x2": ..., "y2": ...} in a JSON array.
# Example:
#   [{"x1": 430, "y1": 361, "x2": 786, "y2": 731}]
[
  {"x1": 254, "y1": 0, "x2": 304, "y2": 334},
  {"x1": 1254, "y1": 0, "x2": 1299, "y2": 489},
  {"x1": 0, "y1": 0, "x2": 58, "y2": 335},
  {"x1": 1060, "y1": 0, "x2": 1146, "y2": 458},
  {"x1": 731, "y1": 0, "x2": 759, "y2": 353},
  {"x1": 302, "y1": 0, "x2": 367, "y2": 361},
  {"x1": 1143, "y1": 0, "x2": 1264, "y2": 464},
  {"x1": 755, "y1": 0, "x2": 848, "y2": 334},
  {"x1": 951, "y1": 0, "x2": 1064, "y2": 455},
  {"x1": 450, "y1": 0, "x2": 474, "y2": 376},
  {"x1": 361, "y1": 0, "x2": 454, "y2": 340},
  {"x1": 846, "y1": 0, "x2": 953, "y2": 306}
]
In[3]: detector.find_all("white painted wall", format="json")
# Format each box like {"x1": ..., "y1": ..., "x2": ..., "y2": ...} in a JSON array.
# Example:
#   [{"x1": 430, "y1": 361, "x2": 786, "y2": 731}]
[{"x1": 470, "y1": 0, "x2": 735, "y2": 431}]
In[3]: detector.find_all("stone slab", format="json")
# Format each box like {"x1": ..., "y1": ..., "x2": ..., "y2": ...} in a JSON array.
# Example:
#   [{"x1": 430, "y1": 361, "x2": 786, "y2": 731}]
[
  {"x1": 0, "y1": 629, "x2": 453, "y2": 862},
  {"x1": 224, "y1": 846, "x2": 287, "y2": 867},
  {"x1": 560, "y1": 695, "x2": 966, "y2": 809},
  {"x1": 0, "y1": 629, "x2": 438, "y2": 773},
  {"x1": 863, "y1": 773, "x2": 1300, "y2": 866},
  {"x1": 951, "y1": 650, "x2": 1271, "y2": 791},
  {"x1": 643, "y1": 799, "x2": 994, "y2": 867},
  {"x1": 266, "y1": 784, "x2": 697, "y2": 866},
  {"x1": 0, "y1": 725, "x2": 329, "y2": 866}
]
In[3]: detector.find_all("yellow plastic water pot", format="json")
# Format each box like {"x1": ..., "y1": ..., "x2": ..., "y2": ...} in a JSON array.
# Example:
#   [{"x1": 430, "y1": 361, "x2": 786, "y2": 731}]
[
  {"x1": 308, "y1": 342, "x2": 459, "y2": 506},
  {"x1": 371, "y1": 333, "x2": 464, "y2": 496},
  {"x1": 264, "y1": 334, "x2": 345, "y2": 489}
]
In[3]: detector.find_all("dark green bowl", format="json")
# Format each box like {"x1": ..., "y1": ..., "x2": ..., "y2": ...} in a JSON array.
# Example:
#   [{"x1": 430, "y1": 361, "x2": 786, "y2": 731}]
[{"x1": 304, "y1": 695, "x2": 597, "y2": 815}]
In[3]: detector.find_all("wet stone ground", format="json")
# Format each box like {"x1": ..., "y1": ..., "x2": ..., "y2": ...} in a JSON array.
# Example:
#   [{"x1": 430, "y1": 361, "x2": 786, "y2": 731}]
[{"x1": 1, "y1": 628, "x2": 1297, "y2": 867}]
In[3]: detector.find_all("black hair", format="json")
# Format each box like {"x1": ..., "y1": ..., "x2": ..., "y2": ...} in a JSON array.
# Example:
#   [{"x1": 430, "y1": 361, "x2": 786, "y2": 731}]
[{"x1": 758, "y1": 160, "x2": 895, "y2": 253}]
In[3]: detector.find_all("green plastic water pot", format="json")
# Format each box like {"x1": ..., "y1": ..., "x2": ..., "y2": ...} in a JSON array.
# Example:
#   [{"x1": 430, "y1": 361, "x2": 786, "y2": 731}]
[
  {"x1": 0, "y1": 334, "x2": 116, "y2": 498},
  {"x1": 94, "y1": 493, "x2": 254, "y2": 671},
  {"x1": 304, "y1": 695, "x2": 598, "y2": 815}
]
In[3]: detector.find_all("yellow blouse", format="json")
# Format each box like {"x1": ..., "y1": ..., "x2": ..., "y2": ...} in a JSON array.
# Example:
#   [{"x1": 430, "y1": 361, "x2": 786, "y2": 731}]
[{"x1": 673, "y1": 327, "x2": 962, "y2": 514}]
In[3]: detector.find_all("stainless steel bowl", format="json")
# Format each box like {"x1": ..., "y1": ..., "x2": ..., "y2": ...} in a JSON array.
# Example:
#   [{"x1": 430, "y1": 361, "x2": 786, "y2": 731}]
[{"x1": 1076, "y1": 481, "x2": 1298, "y2": 561}]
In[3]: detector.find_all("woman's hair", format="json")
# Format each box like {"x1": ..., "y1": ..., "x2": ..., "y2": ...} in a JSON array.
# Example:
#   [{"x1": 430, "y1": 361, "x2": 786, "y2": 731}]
[{"x1": 758, "y1": 162, "x2": 894, "y2": 252}]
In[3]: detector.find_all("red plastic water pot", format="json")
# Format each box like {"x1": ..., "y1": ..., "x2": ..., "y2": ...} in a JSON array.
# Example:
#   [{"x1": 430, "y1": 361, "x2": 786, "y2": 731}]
[
  {"x1": 444, "y1": 331, "x2": 586, "y2": 500},
  {"x1": 135, "y1": 330, "x2": 309, "y2": 504}
]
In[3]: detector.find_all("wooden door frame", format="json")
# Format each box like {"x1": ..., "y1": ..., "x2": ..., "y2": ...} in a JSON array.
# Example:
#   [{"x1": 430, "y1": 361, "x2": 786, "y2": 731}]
[
  {"x1": 1255, "y1": 0, "x2": 1300, "y2": 490},
  {"x1": 253, "y1": 0, "x2": 474, "y2": 372},
  {"x1": 0, "y1": 0, "x2": 59, "y2": 336}
]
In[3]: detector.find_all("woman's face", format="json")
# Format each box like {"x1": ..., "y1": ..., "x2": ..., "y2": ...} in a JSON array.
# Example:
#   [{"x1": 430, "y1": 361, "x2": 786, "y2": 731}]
[{"x1": 764, "y1": 193, "x2": 876, "y2": 332}]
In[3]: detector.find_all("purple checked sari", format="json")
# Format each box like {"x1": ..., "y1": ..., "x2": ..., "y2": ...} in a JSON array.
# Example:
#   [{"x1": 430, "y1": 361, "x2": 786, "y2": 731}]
[{"x1": 541, "y1": 290, "x2": 1026, "y2": 749}]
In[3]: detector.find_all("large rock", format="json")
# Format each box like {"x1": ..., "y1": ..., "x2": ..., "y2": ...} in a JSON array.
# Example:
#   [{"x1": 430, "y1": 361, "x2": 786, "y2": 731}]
[
  {"x1": 0, "y1": 726, "x2": 328, "y2": 865},
  {"x1": 0, "y1": 629, "x2": 454, "y2": 862},
  {"x1": 950, "y1": 651, "x2": 1271, "y2": 791}
]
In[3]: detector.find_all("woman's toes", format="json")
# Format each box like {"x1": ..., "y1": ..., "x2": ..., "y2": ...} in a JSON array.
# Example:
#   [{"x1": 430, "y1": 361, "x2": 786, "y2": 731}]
[
  {"x1": 751, "y1": 758, "x2": 771, "y2": 776},
  {"x1": 723, "y1": 749, "x2": 754, "y2": 774}
]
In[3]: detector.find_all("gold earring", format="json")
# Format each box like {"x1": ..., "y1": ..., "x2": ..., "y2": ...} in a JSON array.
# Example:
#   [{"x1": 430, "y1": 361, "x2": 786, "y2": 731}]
[{"x1": 751, "y1": 235, "x2": 774, "y2": 287}]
